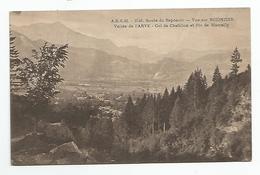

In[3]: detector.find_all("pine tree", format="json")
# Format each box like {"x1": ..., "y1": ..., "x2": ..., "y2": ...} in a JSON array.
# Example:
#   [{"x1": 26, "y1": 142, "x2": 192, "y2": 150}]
[
  {"x1": 138, "y1": 94, "x2": 147, "y2": 112},
  {"x1": 169, "y1": 87, "x2": 175, "y2": 100},
  {"x1": 169, "y1": 86, "x2": 177, "y2": 113},
  {"x1": 163, "y1": 88, "x2": 169, "y2": 99},
  {"x1": 154, "y1": 93, "x2": 162, "y2": 132},
  {"x1": 247, "y1": 64, "x2": 251, "y2": 74},
  {"x1": 125, "y1": 96, "x2": 134, "y2": 114},
  {"x1": 10, "y1": 31, "x2": 20, "y2": 69},
  {"x1": 203, "y1": 75, "x2": 208, "y2": 90},
  {"x1": 156, "y1": 93, "x2": 162, "y2": 103},
  {"x1": 184, "y1": 69, "x2": 207, "y2": 109},
  {"x1": 158, "y1": 88, "x2": 171, "y2": 132},
  {"x1": 141, "y1": 95, "x2": 156, "y2": 136},
  {"x1": 10, "y1": 31, "x2": 22, "y2": 93},
  {"x1": 175, "y1": 86, "x2": 182, "y2": 96},
  {"x1": 246, "y1": 64, "x2": 251, "y2": 83},
  {"x1": 247, "y1": 64, "x2": 251, "y2": 71},
  {"x1": 124, "y1": 96, "x2": 139, "y2": 137},
  {"x1": 212, "y1": 66, "x2": 222, "y2": 85},
  {"x1": 169, "y1": 94, "x2": 184, "y2": 130},
  {"x1": 230, "y1": 47, "x2": 242, "y2": 77}
]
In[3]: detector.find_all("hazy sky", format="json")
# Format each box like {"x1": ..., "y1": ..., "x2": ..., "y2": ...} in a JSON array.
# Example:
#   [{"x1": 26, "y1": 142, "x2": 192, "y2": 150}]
[{"x1": 10, "y1": 8, "x2": 250, "y2": 54}]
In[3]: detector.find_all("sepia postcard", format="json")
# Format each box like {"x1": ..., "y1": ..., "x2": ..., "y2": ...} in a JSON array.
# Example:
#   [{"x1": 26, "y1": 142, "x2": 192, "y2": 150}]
[{"x1": 10, "y1": 8, "x2": 251, "y2": 165}]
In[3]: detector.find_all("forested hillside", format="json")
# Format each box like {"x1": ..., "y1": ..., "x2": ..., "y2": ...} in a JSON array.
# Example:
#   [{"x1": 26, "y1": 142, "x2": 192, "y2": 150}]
[
  {"x1": 12, "y1": 64, "x2": 251, "y2": 164},
  {"x1": 115, "y1": 66, "x2": 251, "y2": 162}
]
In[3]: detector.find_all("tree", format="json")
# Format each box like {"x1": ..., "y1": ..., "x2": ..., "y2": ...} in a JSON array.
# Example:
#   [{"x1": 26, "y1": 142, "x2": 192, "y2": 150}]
[
  {"x1": 141, "y1": 95, "x2": 156, "y2": 136},
  {"x1": 203, "y1": 75, "x2": 208, "y2": 90},
  {"x1": 184, "y1": 69, "x2": 207, "y2": 109},
  {"x1": 169, "y1": 87, "x2": 176, "y2": 104},
  {"x1": 247, "y1": 64, "x2": 251, "y2": 72},
  {"x1": 168, "y1": 87, "x2": 177, "y2": 114},
  {"x1": 230, "y1": 47, "x2": 242, "y2": 77},
  {"x1": 10, "y1": 31, "x2": 22, "y2": 93},
  {"x1": 212, "y1": 66, "x2": 222, "y2": 85},
  {"x1": 175, "y1": 86, "x2": 182, "y2": 96},
  {"x1": 154, "y1": 93, "x2": 161, "y2": 132},
  {"x1": 169, "y1": 94, "x2": 184, "y2": 130},
  {"x1": 157, "y1": 88, "x2": 171, "y2": 132},
  {"x1": 124, "y1": 96, "x2": 139, "y2": 137},
  {"x1": 20, "y1": 43, "x2": 68, "y2": 132},
  {"x1": 163, "y1": 88, "x2": 169, "y2": 99},
  {"x1": 246, "y1": 64, "x2": 251, "y2": 77},
  {"x1": 247, "y1": 64, "x2": 251, "y2": 81},
  {"x1": 135, "y1": 94, "x2": 147, "y2": 114}
]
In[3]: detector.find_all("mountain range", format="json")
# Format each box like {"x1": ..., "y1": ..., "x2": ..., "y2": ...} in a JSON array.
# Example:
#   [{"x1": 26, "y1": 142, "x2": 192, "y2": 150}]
[{"x1": 12, "y1": 22, "x2": 250, "y2": 86}]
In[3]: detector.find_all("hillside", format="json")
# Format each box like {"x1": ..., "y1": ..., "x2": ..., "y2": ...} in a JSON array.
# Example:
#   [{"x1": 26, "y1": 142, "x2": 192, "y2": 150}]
[
  {"x1": 123, "y1": 68, "x2": 251, "y2": 162},
  {"x1": 13, "y1": 22, "x2": 161, "y2": 63},
  {"x1": 13, "y1": 31, "x2": 154, "y2": 81},
  {"x1": 11, "y1": 66, "x2": 251, "y2": 164}
]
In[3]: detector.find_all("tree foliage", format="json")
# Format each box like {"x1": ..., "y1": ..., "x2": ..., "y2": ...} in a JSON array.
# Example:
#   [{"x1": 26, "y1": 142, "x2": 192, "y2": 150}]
[
  {"x1": 184, "y1": 69, "x2": 207, "y2": 109},
  {"x1": 212, "y1": 66, "x2": 222, "y2": 85},
  {"x1": 125, "y1": 66, "x2": 250, "y2": 162},
  {"x1": 17, "y1": 43, "x2": 68, "y2": 133},
  {"x1": 20, "y1": 43, "x2": 68, "y2": 108},
  {"x1": 230, "y1": 47, "x2": 242, "y2": 77},
  {"x1": 124, "y1": 96, "x2": 140, "y2": 137},
  {"x1": 10, "y1": 30, "x2": 22, "y2": 93}
]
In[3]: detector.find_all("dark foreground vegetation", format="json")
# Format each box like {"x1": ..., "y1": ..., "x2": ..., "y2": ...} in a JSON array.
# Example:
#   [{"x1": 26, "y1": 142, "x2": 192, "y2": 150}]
[{"x1": 10, "y1": 32, "x2": 251, "y2": 165}]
